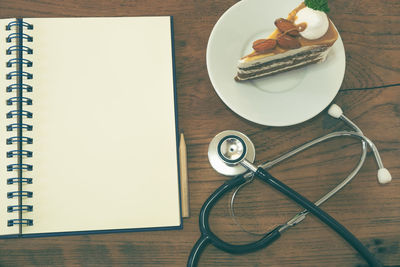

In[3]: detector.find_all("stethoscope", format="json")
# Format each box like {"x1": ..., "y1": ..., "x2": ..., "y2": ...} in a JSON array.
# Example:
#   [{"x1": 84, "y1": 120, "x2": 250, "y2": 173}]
[{"x1": 187, "y1": 104, "x2": 392, "y2": 267}]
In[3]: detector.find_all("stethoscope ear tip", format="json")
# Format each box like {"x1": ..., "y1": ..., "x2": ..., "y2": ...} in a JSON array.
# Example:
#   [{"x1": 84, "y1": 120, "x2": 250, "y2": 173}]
[
  {"x1": 378, "y1": 168, "x2": 392, "y2": 184},
  {"x1": 328, "y1": 104, "x2": 343, "y2": 119}
]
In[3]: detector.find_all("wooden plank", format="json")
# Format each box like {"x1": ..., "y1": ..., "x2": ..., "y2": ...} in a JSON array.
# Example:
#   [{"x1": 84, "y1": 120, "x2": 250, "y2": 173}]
[{"x1": 330, "y1": 0, "x2": 400, "y2": 89}]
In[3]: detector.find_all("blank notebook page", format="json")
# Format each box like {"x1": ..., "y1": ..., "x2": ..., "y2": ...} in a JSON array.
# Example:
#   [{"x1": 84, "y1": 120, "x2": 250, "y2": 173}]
[{"x1": 20, "y1": 17, "x2": 180, "y2": 235}]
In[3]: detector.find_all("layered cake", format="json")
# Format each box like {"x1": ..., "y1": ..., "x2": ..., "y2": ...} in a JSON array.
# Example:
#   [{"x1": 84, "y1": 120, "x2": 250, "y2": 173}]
[{"x1": 235, "y1": 0, "x2": 338, "y2": 81}]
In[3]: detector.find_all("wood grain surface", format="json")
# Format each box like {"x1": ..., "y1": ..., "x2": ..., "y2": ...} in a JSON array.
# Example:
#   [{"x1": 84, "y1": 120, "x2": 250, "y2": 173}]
[{"x1": 0, "y1": 0, "x2": 399, "y2": 266}]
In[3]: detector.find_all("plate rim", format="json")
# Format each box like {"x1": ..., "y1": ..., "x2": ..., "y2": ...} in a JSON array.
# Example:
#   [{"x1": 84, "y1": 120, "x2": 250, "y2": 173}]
[{"x1": 206, "y1": 0, "x2": 346, "y2": 127}]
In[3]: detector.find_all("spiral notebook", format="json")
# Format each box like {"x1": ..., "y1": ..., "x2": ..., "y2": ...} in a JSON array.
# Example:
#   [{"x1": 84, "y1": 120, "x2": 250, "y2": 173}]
[{"x1": 0, "y1": 17, "x2": 182, "y2": 238}]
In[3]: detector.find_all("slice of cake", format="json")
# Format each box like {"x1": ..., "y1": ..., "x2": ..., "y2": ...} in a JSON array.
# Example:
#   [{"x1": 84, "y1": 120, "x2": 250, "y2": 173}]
[{"x1": 235, "y1": 0, "x2": 338, "y2": 81}]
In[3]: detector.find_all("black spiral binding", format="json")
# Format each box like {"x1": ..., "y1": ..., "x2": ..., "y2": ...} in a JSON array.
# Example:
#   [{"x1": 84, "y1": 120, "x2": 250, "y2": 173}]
[{"x1": 6, "y1": 19, "x2": 34, "y2": 230}]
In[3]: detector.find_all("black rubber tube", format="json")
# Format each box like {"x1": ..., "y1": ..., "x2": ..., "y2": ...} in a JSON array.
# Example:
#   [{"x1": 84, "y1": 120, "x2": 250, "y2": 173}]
[
  {"x1": 255, "y1": 167, "x2": 382, "y2": 267},
  {"x1": 187, "y1": 235, "x2": 211, "y2": 267},
  {"x1": 188, "y1": 175, "x2": 284, "y2": 266},
  {"x1": 188, "y1": 169, "x2": 382, "y2": 266}
]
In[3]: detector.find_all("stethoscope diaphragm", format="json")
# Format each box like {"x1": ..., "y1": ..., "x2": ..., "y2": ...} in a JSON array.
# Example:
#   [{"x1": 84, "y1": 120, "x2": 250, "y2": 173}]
[{"x1": 208, "y1": 130, "x2": 255, "y2": 176}]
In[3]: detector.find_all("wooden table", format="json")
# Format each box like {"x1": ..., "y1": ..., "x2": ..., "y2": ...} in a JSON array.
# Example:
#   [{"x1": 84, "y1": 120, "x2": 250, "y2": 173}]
[{"x1": 1, "y1": 0, "x2": 399, "y2": 266}]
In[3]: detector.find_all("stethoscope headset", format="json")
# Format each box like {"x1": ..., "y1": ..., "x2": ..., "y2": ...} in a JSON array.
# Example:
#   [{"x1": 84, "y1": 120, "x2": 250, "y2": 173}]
[{"x1": 187, "y1": 104, "x2": 392, "y2": 267}]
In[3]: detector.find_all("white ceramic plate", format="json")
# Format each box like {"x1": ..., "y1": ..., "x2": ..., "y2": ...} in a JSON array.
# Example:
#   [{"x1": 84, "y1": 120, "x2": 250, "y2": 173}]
[{"x1": 206, "y1": 0, "x2": 345, "y2": 126}]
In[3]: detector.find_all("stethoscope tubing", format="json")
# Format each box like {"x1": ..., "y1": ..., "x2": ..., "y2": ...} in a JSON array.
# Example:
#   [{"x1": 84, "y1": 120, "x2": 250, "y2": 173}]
[
  {"x1": 188, "y1": 175, "x2": 283, "y2": 266},
  {"x1": 188, "y1": 175, "x2": 281, "y2": 266},
  {"x1": 260, "y1": 130, "x2": 383, "y2": 172},
  {"x1": 188, "y1": 168, "x2": 382, "y2": 267},
  {"x1": 254, "y1": 167, "x2": 382, "y2": 267},
  {"x1": 200, "y1": 175, "x2": 282, "y2": 254},
  {"x1": 231, "y1": 128, "x2": 369, "y2": 235},
  {"x1": 189, "y1": 113, "x2": 387, "y2": 266}
]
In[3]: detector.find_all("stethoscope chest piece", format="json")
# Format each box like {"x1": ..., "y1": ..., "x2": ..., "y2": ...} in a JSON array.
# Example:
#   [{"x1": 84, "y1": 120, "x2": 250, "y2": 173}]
[{"x1": 208, "y1": 130, "x2": 255, "y2": 176}]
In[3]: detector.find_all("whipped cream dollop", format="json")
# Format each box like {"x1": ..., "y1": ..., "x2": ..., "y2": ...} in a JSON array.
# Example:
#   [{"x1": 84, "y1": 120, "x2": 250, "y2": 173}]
[{"x1": 294, "y1": 7, "x2": 329, "y2": 40}]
